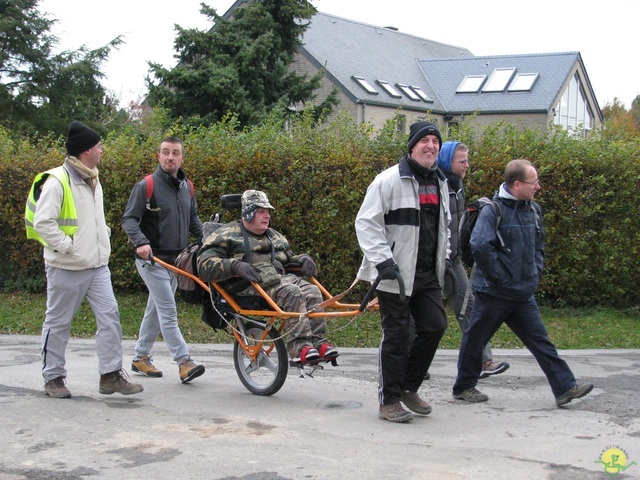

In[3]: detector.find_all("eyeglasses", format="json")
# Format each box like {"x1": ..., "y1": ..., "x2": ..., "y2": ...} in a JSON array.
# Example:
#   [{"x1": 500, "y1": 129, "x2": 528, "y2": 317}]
[{"x1": 520, "y1": 178, "x2": 540, "y2": 185}]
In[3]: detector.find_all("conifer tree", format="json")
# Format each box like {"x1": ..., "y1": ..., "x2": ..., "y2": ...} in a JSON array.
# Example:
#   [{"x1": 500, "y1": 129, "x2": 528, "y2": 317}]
[{"x1": 146, "y1": 0, "x2": 337, "y2": 127}]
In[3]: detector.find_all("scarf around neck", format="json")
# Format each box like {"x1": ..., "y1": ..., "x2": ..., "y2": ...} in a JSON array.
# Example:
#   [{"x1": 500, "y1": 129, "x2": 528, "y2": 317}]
[{"x1": 66, "y1": 156, "x2": 98, "y2": 189}]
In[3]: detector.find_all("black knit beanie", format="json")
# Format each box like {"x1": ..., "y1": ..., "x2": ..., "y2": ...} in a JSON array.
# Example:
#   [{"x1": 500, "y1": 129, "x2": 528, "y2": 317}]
[
  {"x1": 407, "y1": 121, "x2": 442, "y2": 152},
  {"x1": 65, "y1": 121, "x2": 101, "y2": 157}
]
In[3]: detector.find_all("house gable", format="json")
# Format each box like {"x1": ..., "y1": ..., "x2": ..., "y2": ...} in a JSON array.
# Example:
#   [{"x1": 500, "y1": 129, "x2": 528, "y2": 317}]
[{"x1": 296, "y1": 11, "x2": 603, "y2": 131}]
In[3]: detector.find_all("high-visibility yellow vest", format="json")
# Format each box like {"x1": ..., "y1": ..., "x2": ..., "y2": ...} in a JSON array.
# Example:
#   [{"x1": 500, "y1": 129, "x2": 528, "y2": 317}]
[{"x1": 25, "y1": 166, "x2": 78, "y2": 247}]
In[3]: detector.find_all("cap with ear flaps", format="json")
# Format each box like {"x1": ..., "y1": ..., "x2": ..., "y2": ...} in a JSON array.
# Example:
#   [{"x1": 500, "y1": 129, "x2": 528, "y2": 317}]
[
  {"x1": 241, "y1": 190, "x2": 275, "y2": 223},
  {"x1": 65, "y1": 120, "x2": 101, "y2": 157}
]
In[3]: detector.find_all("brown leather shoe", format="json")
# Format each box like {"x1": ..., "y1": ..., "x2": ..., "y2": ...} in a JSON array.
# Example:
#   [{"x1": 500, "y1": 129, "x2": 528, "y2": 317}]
[
  {"x1": 378, "y1": 402, "x2": 413, "y2": 423},
  {"x1": 400, "y1": 390, "x2": 432, "y2": 415},
  {"x1": 132, "y1": 355, "x2": 163, "y2": 377},
  {"x1": 99, "y1": 369, "x2": 143, "y2": 395},
  {"x1": 179, "y1": 358, "x2": 205, "y2": 384},
  {"x1": 44, "y1": 377, "x2": 71, "y2": 398}
]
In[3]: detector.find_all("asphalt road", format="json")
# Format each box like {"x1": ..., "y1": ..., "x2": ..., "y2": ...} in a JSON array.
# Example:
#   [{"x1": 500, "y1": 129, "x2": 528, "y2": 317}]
[{"x1": 1, "y1": 335, "x2": 639, "y2": 479}]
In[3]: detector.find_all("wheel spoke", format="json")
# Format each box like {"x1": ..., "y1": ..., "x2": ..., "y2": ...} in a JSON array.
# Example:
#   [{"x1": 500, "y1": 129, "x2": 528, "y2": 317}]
[{"x1": 256, "y1": 349, "x2": 278, "y2": 374}]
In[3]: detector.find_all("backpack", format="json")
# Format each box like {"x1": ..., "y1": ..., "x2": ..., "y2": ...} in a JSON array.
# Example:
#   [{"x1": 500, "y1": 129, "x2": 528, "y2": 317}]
[
  {"x1": 458, "y1": 197, "x2": 504, "y2": 268},
  {"x1": 144, "y1": 174, "x2": 194, "y2": 211},
  {"x1": 174, "y1": 241, "x2": 206, "y2": 304},
  {"x1": 173, "y1": 240, "x2": 230, "y2": 330}
]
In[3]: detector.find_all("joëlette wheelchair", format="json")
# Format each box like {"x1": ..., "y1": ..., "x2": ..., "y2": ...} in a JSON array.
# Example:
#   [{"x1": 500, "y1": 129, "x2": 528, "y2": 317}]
[{"x1": 150, "y1": 194, "x2": 399, "y2": 397}]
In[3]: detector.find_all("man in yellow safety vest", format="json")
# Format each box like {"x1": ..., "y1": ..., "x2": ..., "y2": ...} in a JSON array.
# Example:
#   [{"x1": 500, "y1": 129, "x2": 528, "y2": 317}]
[{"x1": 26, "y1": 120, "x2": 142, "y2": 399}]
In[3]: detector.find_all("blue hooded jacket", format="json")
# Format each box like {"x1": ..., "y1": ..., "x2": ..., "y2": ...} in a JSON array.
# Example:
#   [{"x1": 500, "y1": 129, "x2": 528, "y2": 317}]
[{"x1": 437, "y1": 141, "x2": 465, "y2": 259}]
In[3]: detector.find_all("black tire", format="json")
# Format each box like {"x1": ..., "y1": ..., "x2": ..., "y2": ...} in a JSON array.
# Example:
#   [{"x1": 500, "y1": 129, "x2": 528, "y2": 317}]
[{"x1": 233, "y1": 322, "x2": 288, "y2": 396}]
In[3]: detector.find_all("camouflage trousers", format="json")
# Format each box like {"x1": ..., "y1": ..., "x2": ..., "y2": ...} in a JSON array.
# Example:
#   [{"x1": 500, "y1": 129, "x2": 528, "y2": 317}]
[{"x1": 237, "y1": 273, "x2": 328, "y2": 359}]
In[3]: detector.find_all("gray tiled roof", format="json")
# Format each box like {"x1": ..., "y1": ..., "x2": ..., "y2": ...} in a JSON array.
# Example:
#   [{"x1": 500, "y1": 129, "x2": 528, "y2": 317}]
[
  {"x1": 300, "y1": 12, "x2": 474, "y2": 111},
  {"x1": 301, "y1": 12, "x2": 582, "y2": 116},
  {"x1": 420, "y1": 52, "x2": 580, "y2": 114}
]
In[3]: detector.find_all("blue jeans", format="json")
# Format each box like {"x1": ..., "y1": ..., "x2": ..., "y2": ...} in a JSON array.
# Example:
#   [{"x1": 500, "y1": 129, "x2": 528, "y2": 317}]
[
  {"x1": 453, "y1": 292, "x2": 576, "y2": 397},
  {"x1": 134, "y1": 259, "x2": 190, "y2": 363}
]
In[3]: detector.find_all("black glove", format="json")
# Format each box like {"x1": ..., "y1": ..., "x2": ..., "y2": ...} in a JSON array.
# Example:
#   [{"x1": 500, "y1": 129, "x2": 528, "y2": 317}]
[
  {"x1": 376, "y1": 258, "x2": 399, "y2": 280},
  {"x1": 298, "y1": 254, "x2": 318, "y2": 277},
  {"x1": 231, "y1": 261, "x2": 261, "y2": 283}
]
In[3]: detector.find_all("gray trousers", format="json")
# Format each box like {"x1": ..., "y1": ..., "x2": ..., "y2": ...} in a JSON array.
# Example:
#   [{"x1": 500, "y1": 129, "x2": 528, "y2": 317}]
[
  {"x1": 41, "y1": 265, "x2": 123, "y2": 382},
  {"x1": 134, "y1": 259, "x2": 190, "y2": 363},
  {"x1": 447, "y1": 258, "x2": 492, "y2": 363}
]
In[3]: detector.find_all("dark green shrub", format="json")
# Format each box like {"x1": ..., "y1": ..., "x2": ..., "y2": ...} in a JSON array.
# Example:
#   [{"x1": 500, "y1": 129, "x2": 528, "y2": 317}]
[{"x1": 1, "y1": 117, "x2": 638, "y2": 307}]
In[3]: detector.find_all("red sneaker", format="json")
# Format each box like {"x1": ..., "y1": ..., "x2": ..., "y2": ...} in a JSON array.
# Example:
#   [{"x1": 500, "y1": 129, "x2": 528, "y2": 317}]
[
  {"x1": 294, "y1": 345, "x2": 320, "y2": 364},
  {"x1": 318, "y1": 343, "x2": 339, "y2": 362}
]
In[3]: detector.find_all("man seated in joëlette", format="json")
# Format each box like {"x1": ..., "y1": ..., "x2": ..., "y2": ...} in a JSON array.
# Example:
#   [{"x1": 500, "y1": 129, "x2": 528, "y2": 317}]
[{"x1": 197, "y1": 190, "x2": 338, "y2": 364}]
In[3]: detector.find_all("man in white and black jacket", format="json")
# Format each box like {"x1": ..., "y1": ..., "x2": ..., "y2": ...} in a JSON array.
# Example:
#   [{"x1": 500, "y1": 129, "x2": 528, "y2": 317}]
[{"x1": 355, "y1": 121, "x2": 451, "y2": 423}]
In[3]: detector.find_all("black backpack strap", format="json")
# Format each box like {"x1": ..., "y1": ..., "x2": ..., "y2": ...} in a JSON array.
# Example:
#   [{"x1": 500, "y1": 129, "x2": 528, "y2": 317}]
[
  {"x1": 239, "y1": 224, "x2": 276, "y2": 265},
  {"x1": 265, "y1": 229, "x2": 275, "y2": 263},
  {"x1": 240, "y1": 223, "x2": 252, "y2": 264},
  {"x1": 489, "y1": 200, "x2": 507, "y2": 251}
]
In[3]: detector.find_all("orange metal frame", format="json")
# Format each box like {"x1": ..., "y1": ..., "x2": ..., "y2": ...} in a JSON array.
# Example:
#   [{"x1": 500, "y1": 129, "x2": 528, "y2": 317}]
[{"x1": 150, "y1": 256, "x2": 377, "y2": 363}]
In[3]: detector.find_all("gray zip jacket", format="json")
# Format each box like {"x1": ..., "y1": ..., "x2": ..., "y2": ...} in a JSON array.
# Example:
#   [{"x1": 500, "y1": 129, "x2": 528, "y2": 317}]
[
  {"x1": 122, "y1": 166, "x2": 203, "y2": 263},
  {"x1": 355, "y1": 156, "x2": 451, "y2": 296}
]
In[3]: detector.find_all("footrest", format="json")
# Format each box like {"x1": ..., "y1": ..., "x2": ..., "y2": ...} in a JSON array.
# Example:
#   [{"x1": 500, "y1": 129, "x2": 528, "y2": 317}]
[{"x1": 290, "y1": 359, "x2": 323, "y2": 368}]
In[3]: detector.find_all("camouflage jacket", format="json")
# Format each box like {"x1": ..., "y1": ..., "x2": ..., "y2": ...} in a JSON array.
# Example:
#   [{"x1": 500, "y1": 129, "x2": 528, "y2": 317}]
[{"x1": 197, "y1": 220, "x2": 304, "y2": 290}]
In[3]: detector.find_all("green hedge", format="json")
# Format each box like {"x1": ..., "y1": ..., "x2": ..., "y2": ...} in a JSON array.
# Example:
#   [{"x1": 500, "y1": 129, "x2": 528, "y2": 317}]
[{"x1": 1, "y1": 114, "x2": 638, "y2": 307}]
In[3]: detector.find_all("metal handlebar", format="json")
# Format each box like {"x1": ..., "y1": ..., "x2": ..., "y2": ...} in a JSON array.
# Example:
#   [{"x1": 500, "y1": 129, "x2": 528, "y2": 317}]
[{"x1": 358, "y1": 271, "x2": 406, "y2": 312}]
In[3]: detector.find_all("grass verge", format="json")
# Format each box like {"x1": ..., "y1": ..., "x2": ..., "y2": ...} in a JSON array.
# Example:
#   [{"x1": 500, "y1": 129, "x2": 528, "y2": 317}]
[{"x1": 1, "y1": 292, "x2": 638, "y2": 349}]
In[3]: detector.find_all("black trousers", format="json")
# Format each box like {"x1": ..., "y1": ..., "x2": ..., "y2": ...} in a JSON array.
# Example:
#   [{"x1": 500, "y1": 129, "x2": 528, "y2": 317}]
[{"x1": 377, "y1": 270, "x2": 447, "y2": 405}]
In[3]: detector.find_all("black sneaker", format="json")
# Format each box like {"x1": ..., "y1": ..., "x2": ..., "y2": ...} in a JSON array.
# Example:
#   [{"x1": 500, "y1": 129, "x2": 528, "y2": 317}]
[{"x1": 556, "y1": 384, "x2": 593, "y2": 406}]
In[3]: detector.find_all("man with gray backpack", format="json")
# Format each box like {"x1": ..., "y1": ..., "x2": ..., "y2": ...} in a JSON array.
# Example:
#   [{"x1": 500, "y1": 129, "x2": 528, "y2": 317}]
[{"x1": 452, "y1": 159, "x2": 593, "y2": 407}]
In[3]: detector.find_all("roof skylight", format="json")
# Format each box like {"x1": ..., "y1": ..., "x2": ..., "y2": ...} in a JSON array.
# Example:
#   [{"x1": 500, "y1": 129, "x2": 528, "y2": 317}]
[
  {"x1": 482, "y1": 68, "x2": 516, "y2": 92},
  {"x1": 508, "y1": 73, "x2": 539, "y2": 92},
  {"x1": 457, "y1": 75, "x2": 486, "y2": 93},
  {"x1": 410, "y1": 86, "x2": 434, "y2": 102},
  {"x1": 376, "y1": 80, "x2": 402, "y2": 98},
  {"x1": 397, "y1": 84, "x2": 421, "y2": 101},
  {"x1": 352, "y1": 76, "x2": 378, "y2": 95}
]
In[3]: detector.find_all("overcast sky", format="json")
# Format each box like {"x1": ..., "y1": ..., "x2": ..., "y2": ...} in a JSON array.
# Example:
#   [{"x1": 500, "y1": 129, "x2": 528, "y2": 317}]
[{"x1": 40, "y1": 0, "x2": 638, "y2": 110}]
